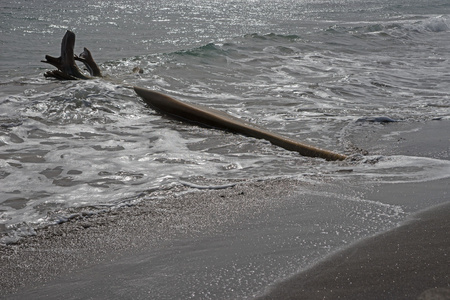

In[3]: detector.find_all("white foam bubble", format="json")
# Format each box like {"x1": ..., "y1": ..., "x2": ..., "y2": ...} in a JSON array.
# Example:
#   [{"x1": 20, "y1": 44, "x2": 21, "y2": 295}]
[{"x1": 332, "y1": 155, "x2": 450, "y2": 184}]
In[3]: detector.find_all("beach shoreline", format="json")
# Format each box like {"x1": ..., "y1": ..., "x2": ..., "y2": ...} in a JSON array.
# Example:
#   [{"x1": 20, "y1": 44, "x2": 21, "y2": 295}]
[
  {"x1": 2, "y1": 0, "x2": 450, "y2": 297},
  {"x1": 1, "y1": 120, "x2": 449, "y2": 299}
]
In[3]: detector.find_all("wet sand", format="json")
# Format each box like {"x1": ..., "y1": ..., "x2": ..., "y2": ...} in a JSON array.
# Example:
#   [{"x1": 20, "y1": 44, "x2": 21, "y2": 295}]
[
  {"x1": 0, "y1": 177, "x2": 306, "y2": 298},
  {"x1": 1, "y1": 120, "x2": 449, "y2": 299},
  {"x1": 256, "y1": 201, "x2": 450, "y2": 300}
]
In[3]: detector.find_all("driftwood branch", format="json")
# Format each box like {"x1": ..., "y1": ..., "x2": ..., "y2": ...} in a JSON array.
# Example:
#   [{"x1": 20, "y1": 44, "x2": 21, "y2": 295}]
[
  {"x1": 75, "y1": 47, "x2": 102, "y2": 77},
  {"x1": 41, "y1": 31, "x2": 102, "y2": 80}
]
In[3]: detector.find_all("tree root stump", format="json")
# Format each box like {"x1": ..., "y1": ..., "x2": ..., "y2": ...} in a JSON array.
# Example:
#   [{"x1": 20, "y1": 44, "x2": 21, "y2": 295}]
[{"x1": 42, "y1": 31, "x2": 102, "y2": 80}]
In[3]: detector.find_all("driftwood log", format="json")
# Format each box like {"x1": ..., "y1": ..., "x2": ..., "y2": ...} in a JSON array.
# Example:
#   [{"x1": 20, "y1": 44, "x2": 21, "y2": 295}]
[{"x1": 42, "y1": 30, "x2": 102, "y2": 80}]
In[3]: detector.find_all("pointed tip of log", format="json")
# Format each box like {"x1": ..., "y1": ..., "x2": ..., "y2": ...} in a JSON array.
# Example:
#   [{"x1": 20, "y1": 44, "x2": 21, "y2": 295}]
[{"x1": 65, "y1": 30, "x2": 75, "y2": 37}]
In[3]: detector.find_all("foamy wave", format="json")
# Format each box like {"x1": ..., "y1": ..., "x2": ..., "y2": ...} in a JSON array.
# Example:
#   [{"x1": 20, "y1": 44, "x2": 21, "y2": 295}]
[
  {"x1": 414, "y1": 15, "x2": 450, "y2": 33},
  {"x1": 336, "y1": 155, "x2": 450, "y2": 184},
  {"x1": 326, "y1": 15, "x2": 449, "y2": 38}
]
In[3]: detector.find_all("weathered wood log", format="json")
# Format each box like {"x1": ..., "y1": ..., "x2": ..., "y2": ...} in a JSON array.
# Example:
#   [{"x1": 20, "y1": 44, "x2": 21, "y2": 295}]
[
  {"x1": 41, "y1": 30, "x2": 102, "y2": 80},
  {"x1": 134, "y1": 87, "x2": 348, "y2": 161}
]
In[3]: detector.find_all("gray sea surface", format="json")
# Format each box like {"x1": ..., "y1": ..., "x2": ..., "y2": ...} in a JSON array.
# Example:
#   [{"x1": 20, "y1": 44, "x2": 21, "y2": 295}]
[{"x1": 1, "y1": 0, "x2": 449, "y2": 245}]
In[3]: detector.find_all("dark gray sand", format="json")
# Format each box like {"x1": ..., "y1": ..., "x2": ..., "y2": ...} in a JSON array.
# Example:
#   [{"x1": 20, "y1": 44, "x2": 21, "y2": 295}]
[
  {"x1": 256, "y1": 201, "x2": 450, "y2": 300},
  {"x1": 1, "y1": 120, "x2": 449, "y2": 299}
]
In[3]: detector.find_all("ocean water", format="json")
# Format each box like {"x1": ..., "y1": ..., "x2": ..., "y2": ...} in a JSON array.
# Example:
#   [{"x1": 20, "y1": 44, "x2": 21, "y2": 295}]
[{"x1": 1, "y1": 0, "x2": 449, "y2": 246}]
